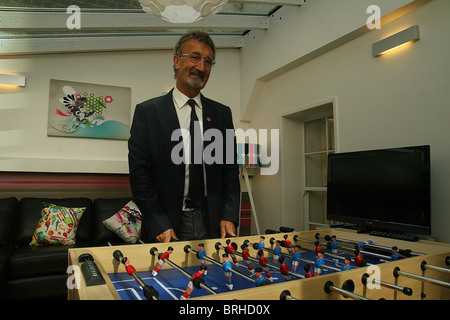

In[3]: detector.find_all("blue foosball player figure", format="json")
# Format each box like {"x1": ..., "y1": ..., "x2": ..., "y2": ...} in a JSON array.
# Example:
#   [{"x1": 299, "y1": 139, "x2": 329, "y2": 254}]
[
  {"x1": 341, "y1": 257, "x2": 352, "y2": 271},
  {"x1": 257, "y1": 236, "x2": 265, "y2": 251},
  {"x1": 330, "y1": 235, "x2": 339, "y2": 255},
  {"x1": 314, "y1": 250, "x2": 324, "y2": 276},
  {"x1": 222, "y1": 253, "x2": 233, "y2": 290},
  {"x1": 273, "y1": 240, "x2": 282, "y2": 263},
  {"x1": 292, "y1": 245, "x2": 302, "y2": 272},
  {"x1": 391, "y1": 246, "x2": 400, "y2": 261},
  {"x1": 255, "y1": 267, "x2": 271, "y2": 286}
]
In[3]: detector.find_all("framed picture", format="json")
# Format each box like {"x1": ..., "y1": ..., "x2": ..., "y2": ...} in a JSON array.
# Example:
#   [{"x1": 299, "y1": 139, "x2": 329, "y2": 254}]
[{"x1": 47, "y1": 79, "x2": 131, "y2": 140}]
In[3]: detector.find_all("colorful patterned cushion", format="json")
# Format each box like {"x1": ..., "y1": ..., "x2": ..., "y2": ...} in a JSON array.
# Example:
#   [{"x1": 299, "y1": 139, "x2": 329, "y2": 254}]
[
  {"x1": 103, "y1": 201, "x2": 142, "y2": 243},
  {"x1": 30, "y1": 203, "x2": 85, "y2": 246}
]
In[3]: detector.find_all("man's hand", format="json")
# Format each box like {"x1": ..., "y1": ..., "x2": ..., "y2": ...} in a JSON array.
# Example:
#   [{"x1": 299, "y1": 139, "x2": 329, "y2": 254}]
[
  {"x1": 155, "y1": 229, "x2": 178, "y2": 243},
  {"x1": 220, "y1": 220, "x2": 236, "y2": 238}
]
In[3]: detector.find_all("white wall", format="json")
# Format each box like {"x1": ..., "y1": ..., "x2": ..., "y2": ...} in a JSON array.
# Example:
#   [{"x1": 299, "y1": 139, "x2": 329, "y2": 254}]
[
  {"x1": 241, "y1": 0, "x2": 450, "y2": 242},
  {"x1": 1, "y1": 0, "x2": 448, "y2": 243},
  {"x1": 0, "y1": 49, "x2": 240, "y2": 173},
  {"x1": 239, "y1": 0, "x2": 424, "y2": 122}
]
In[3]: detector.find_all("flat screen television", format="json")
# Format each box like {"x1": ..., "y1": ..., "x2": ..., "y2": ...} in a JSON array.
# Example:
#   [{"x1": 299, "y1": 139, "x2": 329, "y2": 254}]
[{"x1": 326, "y1": 145, "x2": 431, "y2": 235}]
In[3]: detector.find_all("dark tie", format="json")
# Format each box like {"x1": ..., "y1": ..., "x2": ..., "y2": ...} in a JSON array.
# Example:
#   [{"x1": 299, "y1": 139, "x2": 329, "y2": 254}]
[{"x1": 187, "y1": 99, "x2": 204, "y2": 207}]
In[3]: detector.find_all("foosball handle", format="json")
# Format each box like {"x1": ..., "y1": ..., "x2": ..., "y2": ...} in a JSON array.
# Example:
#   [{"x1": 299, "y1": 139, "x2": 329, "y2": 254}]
[
  {"x1": 149, "y1": 247, "x2": 158, "y2": 256},
  {"x1": 280, "y1": 290, "x2": 291, "y2": 300},
  {"x1": 113, "y1": 250, "x2": 124, "y2": 263},
  {"x1": 279, "y1": 226, "x2": 294, "y2": 233},
  {"x1": 143, "y1": 285, "x2": 160, "y2": 301}
]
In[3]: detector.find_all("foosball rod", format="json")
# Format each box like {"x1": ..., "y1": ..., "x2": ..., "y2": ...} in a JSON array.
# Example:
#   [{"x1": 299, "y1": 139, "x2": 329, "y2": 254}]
[
  {"x1": 216, "y1": 241, "x2": 304, "y2": 279},
  {"x1": 149, "y1": 247, "x2": 217, "y2": 296},
  {"x1": 292, "y1": 234, "x2": 388, "y2": 263},
  {"x1": 113, "y1": 250, "x2": 159, "y2": 300},
  {"x1": 361, "y1": 273, "x2": 413, "y2": 296},
  {"x1": 282, "y1": 236, "x2": 362, "y2": 267},
  {"x1": 315, "y1": 233, "x2": 423, "y2": 257},
  {"x1": 324, "y1": 280, "x2": 371, "y2": 300},
  {"x1": 421, "y1": 257, "x2": 450, "y2": 274},
  {"x1": 183, "y1": 245, "x2": 256, "y2": 284},
  {"x1": 280, "y1": 290, "x2": 297, "y2": 300},
  {"x1": 253, "y1": 238, "x2": 341, "y2": 272},
  {"x1": 393, "y1": 267, "x2": 450, "y2": 289}
]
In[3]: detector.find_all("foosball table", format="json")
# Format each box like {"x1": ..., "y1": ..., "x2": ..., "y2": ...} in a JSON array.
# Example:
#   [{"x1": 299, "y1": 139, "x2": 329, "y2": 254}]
[{"x1": 67, "y1": 228, "x2": 450, "y2": 300}]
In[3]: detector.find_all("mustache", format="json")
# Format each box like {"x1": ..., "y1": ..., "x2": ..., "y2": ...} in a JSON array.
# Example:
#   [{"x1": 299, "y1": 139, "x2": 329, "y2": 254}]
[{"x1": 190, "y1": 70, "x2": 206, "y2": 79}]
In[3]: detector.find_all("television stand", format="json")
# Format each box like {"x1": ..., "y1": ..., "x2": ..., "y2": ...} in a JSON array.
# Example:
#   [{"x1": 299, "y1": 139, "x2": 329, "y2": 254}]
[{"x1": 368, "y1": 230, "x2": 419, "y2": 242}]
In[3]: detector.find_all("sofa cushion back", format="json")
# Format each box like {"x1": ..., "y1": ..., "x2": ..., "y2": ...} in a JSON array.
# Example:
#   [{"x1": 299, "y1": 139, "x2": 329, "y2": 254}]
[
  {"x1": 0, "y1": 198, "x2": 19, "y2": 245},
  {"x1": 15, "y1": 198, "x2": 93, "y2": 246}
]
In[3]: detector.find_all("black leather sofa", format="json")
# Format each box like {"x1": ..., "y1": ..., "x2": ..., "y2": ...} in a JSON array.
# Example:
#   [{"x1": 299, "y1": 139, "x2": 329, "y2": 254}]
[{"x1": 0, "y1": 196, "x2": 134, "y2": 300}]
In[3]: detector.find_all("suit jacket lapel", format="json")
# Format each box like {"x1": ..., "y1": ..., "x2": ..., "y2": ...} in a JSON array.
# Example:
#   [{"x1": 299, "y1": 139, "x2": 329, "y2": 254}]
[
  {"x1": 161, "y1": 89, "x2": 181, "y2": 135},
  {"x1": 201, "y1": 94, "x2": 213, "y2": 135}
]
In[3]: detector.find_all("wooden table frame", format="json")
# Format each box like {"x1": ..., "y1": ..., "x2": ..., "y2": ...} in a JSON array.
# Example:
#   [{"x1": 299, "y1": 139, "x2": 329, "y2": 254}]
[{"x1": 67, "y1": 229, "x2": 450, "y2": 300}]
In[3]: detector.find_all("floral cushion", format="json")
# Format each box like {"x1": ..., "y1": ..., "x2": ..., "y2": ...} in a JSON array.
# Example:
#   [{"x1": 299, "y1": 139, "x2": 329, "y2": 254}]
[
  {"x1": 30, "y1": 203, "x2": 85, "y2": 246},
  {"x1": 103, "y1": 201, "x2": 142, "y2": 243}
]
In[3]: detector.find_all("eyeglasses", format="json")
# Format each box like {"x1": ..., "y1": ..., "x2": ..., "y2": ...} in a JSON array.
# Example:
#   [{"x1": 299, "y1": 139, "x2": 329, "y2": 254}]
[{"x1": 179, "y1": 53, "x2": 215, "y2": 67}]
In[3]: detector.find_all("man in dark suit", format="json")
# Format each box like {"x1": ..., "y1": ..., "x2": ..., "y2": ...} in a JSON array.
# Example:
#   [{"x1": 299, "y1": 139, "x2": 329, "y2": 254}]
[{"x1": 128, "y1": 31, "x2": 240, "y2": 243}]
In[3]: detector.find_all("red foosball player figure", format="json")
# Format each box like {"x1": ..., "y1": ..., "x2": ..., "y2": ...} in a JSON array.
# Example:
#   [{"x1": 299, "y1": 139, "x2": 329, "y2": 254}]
[
  {"x1": 226, "y1": 239, "x2": 238, "y2": 264},
  {"x1": 354, "y1": 249, "x2": 363, "y2": 267},
  {"x1": 304, "y1": 264, "x2": 314, "y2": 278},
  {"x1": 180, "y1": 265, "x2": 207, "y2": 299},
  {"x1": 257, "y1": 249, "x2": 273, "y2": 282},
  {"x1": 152, "y1": 246, "x2": 173, "y2": 276},
  {"x1": 283, "y1": 234, "x2": 293, "y2": 254},
  {"x1": 240, "y1": 244, "x2": 254, "y2": 274},
  {"x1": 278, "y1": 256, "x2": 291, "y2": 281},
  {"x1": 314, "y1": 241, "x2": 322, "y2": 256}
]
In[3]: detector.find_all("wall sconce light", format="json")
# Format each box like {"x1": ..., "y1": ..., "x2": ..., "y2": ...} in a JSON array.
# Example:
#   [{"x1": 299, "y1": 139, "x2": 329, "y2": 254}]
[
  {"x1": 0, "y1": 73, "x2": 26, "y2": 87},
  {"x1": 372, "y1": 25, "x2": 420, "y2": 57}
]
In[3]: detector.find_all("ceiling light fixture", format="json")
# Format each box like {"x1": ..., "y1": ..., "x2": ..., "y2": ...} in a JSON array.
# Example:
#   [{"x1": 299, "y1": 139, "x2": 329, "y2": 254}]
[{"x1": 137, "y1": 0, "x2": 229, "y2": 24}]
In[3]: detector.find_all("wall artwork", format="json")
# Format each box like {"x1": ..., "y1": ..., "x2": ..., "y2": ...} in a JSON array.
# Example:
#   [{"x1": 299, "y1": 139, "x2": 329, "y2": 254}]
[{"x1": 47, "y1": 79, "x2": 131, "y2": 140}]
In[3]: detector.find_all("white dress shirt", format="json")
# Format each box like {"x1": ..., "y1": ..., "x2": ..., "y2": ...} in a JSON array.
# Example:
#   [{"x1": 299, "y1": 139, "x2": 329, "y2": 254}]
[{"x1": 172, "y1": 87, "x2": 206, "y2": 198}]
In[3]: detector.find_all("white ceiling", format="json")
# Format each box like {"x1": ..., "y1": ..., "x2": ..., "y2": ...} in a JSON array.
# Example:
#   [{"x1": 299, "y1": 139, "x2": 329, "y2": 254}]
[{"x1": 0, "y1": 0, "x2": 305, "y2": 55}]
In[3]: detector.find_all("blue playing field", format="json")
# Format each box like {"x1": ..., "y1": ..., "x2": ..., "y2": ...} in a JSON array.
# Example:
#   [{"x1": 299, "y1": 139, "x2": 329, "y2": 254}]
[{"x1": 109, "y1": 248, "x2": 382, "y2": 300}]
